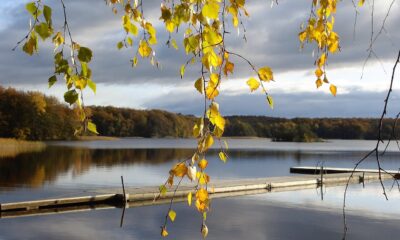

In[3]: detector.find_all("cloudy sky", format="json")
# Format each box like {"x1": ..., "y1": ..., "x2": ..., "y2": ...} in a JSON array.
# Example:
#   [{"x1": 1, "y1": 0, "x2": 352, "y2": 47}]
[{"x1": 1, "y1": 0, "x2": 399, "y2": 117}]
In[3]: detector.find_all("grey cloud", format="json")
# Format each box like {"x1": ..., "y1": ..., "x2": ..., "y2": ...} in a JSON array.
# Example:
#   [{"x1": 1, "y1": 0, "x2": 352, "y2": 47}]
[
  {"x1": 145, "y1": 89, "x2": 400, "y2": 118},
  {"x1": 228, "y1": 0, "x2": 400, "y2": 74},
  {"x1": 0, "y1": 0, "x2": 399, "y2": 86},
  {"x1": 0, "y1": 0, "x2": 198, "y2": 85}
]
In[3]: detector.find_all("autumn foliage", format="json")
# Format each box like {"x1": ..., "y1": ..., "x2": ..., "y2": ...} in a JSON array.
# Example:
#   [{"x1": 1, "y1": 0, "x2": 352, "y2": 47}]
[{"x1": 15, "y1": 0, "x2": 369, "y2": 237}]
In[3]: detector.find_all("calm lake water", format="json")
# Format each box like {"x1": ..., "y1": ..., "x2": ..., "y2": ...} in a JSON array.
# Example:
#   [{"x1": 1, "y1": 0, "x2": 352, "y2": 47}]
[{"x1": 1, "y1": 138, "x2": 400, "y2": 239}]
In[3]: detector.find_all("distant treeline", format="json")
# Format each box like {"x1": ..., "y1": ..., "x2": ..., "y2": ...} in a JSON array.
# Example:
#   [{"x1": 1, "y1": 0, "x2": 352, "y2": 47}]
[
  {"x1": 224, "y1": 116, "x2": 394, "y2": 142},
  {"x1": 0, "y1": 86, "x2": 396, "y2": 141},
  {"x1": 90, "y1": 106, "x2": 194, "y2": 138},
  {"x1": 0, "y1": 87, "x2": 78, "y2": 140}
]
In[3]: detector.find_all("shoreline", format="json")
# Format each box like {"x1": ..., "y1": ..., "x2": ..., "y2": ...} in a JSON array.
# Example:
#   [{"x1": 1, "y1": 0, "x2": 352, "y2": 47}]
[{"x1": 76, "y1": 136, "x2": 120, "y2": 141}]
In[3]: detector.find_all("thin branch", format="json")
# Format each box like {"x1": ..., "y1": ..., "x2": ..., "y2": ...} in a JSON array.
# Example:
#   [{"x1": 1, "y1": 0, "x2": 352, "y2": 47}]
[
  {"x1": 342, "y1": 50, "x2": 400, "y2": 240},
  {"x1": 12, "y1": 0, "x2": 41, "y2": 51}
]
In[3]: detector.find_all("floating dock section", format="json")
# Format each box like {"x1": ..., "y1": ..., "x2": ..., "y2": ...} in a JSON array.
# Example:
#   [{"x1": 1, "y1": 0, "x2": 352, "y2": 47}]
[
  {"x1": 0, "y1": 168, "x2": 396, "y2": 218},
  {"x1": 290, "y1": 166, "x2": 399, "y2": 175}
]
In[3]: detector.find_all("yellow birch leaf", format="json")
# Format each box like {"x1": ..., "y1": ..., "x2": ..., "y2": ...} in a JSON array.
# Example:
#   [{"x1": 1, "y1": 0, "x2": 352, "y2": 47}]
[
  {"x1": 126, "y1": 37, "x2": 133, "y2": 46},
  {"x1": 171, "y1": 39, "x2": 178, "y2": 50},
  {"x1": 219, "y1": 151, "x2": 227, "y2": 162},
  {"x1": 138, "y1": 41, "x2": 152, "y2": 57},
  {"x1": 209, "y1": 101, "x2": 219, "y2": 116},
  {"x1": 328, "y1": 41, "x2": 339, "y2": 53},
  {"x1": 196, "y1": 188, "x2": 208, "y2": 202},
  {"x1": 330, "y1": 84, "x2": 337, "y2": 96},
  {"x1": 170, "y1": 163, "x2": 188, "y2": 177},
  {"x1": 187, "y1": 192, "x2": 192, "y2": 206},
  {"x1": 205, "y1": 134, "x2": 214, "y2": 149},
  {"x1": 161, "y1": 227, "x2": 168, "y2": 237},
  {"x1": 202, "y1": 224, "x2": 209, "y2": 238},
  {"x1": 316, "y1": 78, "x2": 323, "y2": 88},
  {"x1": 358, "y1": 0, "x2": 365, "y2": 7},
  {"x1": 117, "y1": 41, "x2": 124, "y2": 50},
  {"x1": 213, "y1": 125, "x2": 224, "y2": 138},
  {"x1": 159, "y1": 185, "x2": 167, "y2": 196},
  {"x1": 195, "y1": 199, "x2": 208, "y2": 212},
  {"x1": 227, "y1": 6, "x2": 239, "y2": 26},
  {"x1": 180, "y1": 64, "x2": 185, "y2": 79},
  {"x1": 198, "y1": 159, "x2": 208, "y2": 170},
  {"x1": 168, "y1": 210, "x2": 176, "y2": 222},
  {"x1": 246, "y1": 77, "x2": 260, "y2": 92},
  {"x1": 205, "y1": 85, "x2": 219, "y2": 100},
  {"x1": 88, "y1": 121, "x2": 98, "y2": 135},
  {"x1": 52, "y1": 32, "x2": 64, "y2": 48},
  {"x1": 224, "y1": 61, "x2": 234, "y2": 76},
  {"x1": 197, "y1": 172, "x2": 210, "y2": 185},
  {"x1": 166, "y1": 20, "x2": 175, "y2": 33},
  {"x1": 298, "y1": 31, "x2": 307, "y2": 42},
  {"x1": 224, "y1": 52, "x2": 229, "y2": 60},
  {"x1": 23, "y1": 32, "x2": 38, "y2": 55},
  {"x1": 207, "y1": 50, "x2": 222, "y2": 67},
  {"x1": 258, "y1": 67, "x2": 274, "y2": 82},
  {"x1": 317, "y1": 53, "x2": 326, "y2": 68},
  {"x1": 266, "y1": 95, "x2": 274, "y2": 109},
  {"x1": 193, "y1": 118, "x2": 204, "y2": 137},
  {"x1": 210, "y1": 73, "x2": 219, "y2": 85},
  {"x1": 167, "y1": 175, "x2": 174, "y2": 186},
  {"x1": 223, "y1": 140, "x2": 229, "y2": 150},
  {"x1": 132, "y1": 56, "x2": 138, "y2": 66},
  {"x1": 188, "y1": 165, "x2": 197, "y2": 181},
  {"x1": 315, "y1": 68, "x2": 323, "y2": 78},
  {"x1": 194, "y1": 78, "x2": 204, "y2": 94},
  {"x1": 202, "y1": 2, "x2": 220, "y2": 20},
  {"x1": 214, "y1": 115, "x2": 225, "y2": 131},
  {"x1": 145, "y1": 23, "x2": 157, "y2": 45}
]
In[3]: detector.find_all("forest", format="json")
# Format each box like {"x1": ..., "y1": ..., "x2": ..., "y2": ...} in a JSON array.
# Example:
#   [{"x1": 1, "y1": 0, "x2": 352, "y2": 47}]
[{"x1": 0, "y1": 87, "x2": 396, "y2": 142}]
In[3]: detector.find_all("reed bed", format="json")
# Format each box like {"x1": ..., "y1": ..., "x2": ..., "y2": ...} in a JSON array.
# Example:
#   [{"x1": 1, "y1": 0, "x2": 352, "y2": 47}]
[{"x1": 0, "y1": 138, "x2": 46, "y2": 158}]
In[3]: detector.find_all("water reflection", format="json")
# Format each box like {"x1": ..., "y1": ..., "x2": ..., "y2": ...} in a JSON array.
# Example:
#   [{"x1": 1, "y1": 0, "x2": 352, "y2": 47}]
[
  {"x1": 1, "y1": 190, "x2": 400, "y2": 240},
  {"x1": 1, "y1": 144, "x2": 400, "y2": 190},
  {"x1": 0, "y1": 147, "x2": 193, "y2": 188},
  {"x1": 1, "y1": 138, "x2": 400, "y2": 239}
]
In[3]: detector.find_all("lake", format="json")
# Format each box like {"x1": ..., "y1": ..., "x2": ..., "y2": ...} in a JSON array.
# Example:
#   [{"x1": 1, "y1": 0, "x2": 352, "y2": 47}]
[{"x1": 1, "y1": 138, "x2": 400, "y2": 239}]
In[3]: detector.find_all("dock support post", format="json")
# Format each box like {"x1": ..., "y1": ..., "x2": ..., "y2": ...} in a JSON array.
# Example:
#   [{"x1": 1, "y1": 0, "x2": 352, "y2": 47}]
[
  {"x1": 120, "y1": 176, "x2": 128, "y2": 228},
  {"x1": 121, "y1": 176, "x2": 128, "y2": 205},
  {"x1": 320, "y1": 166, "x2": 323, "y2": 185},
  {"x1": 319, "y1": 166, "x2": 324, "y2": 201},
  {"x1": 359, "y1": 172, "x2": 365, "y2": 188},
  {"x1": 266, "y1": 183, "x2": 272, "y2": 192}
]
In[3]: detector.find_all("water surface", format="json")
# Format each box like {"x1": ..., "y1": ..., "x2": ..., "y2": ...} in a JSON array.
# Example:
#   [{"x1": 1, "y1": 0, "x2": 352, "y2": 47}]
[{"x1": 1, "y1": 138, "x2": 400, "y2": 239}]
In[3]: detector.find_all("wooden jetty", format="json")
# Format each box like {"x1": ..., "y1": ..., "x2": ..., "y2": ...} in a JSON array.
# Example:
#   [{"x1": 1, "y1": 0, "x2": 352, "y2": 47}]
[
  {"x1": 0, "y1": 167, "x2": 396, "y2": 219},
  {"x1": 290, "y1": 166, "x2": 400, "y2": 175}
]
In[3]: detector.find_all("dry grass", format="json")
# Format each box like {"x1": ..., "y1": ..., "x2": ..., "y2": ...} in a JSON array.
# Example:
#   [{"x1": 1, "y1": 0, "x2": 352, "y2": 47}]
[{"x1": 0, "y1": 138, "x2": 46, "y2": 158}]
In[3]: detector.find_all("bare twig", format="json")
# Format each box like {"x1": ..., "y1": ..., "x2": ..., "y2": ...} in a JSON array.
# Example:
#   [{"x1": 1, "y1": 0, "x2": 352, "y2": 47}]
[
  {"x1": 342, "y1": 50, "x2": 400, "y2": 240},
  {"x1": 360, "y1": 0, "x2": 397, "y2": 79}
]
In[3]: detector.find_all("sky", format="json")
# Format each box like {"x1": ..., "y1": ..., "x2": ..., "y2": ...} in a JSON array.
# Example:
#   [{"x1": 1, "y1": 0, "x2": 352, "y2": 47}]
[{"x1": 0, "y1": 0, "x2": 399, "y2": 118}]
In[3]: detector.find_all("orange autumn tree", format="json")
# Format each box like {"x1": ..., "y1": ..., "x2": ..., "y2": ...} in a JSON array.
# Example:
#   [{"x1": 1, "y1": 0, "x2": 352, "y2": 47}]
[{"x1": 16, "y1": 0, "x2": 352, "y2": 238}]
